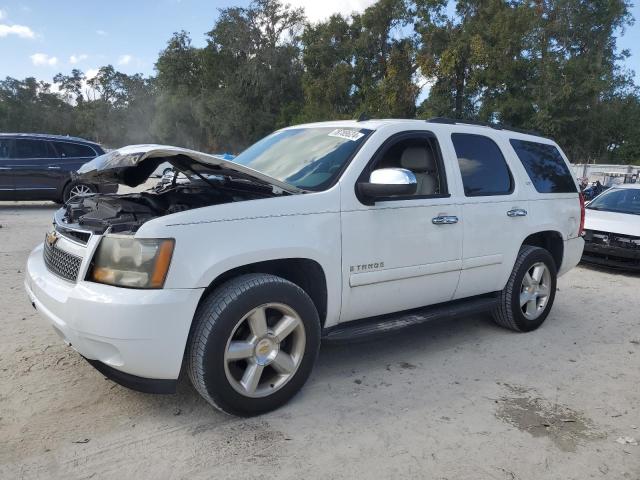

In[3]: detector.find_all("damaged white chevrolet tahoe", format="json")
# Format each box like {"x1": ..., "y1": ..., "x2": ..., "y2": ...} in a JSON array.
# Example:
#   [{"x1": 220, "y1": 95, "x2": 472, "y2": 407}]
[{"x1": 25, "y1": 118, "x2": 585, "y2": 416}]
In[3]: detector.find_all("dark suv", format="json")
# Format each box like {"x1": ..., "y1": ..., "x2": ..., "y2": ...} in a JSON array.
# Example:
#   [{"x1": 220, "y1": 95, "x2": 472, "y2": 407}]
[{"x1": 0, "y1": 133, "x2": 117, "y2": 203}]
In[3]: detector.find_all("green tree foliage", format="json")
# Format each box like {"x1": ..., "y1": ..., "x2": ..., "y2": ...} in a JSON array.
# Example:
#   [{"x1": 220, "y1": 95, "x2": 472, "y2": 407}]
[{"x1": 0, "y1": 0, "x2": 638, "y2": 164}]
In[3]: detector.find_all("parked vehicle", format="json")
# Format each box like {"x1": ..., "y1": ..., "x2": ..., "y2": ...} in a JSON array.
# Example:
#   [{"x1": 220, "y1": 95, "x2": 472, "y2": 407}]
[
  {"x1": 582, "y1": 184, "x2": 640, "y2": 270},
  {"x1": 25, "y1": 119, "x2": 584, "y2": 416},
  {"x1": 0, "y1": 133, "x2": 117, "y2": 203}
]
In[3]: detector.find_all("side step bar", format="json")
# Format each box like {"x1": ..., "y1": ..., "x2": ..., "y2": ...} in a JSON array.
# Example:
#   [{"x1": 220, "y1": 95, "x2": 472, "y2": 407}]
[{"x1": 322, "y1": 295, "x2": 499, "y2": 342}]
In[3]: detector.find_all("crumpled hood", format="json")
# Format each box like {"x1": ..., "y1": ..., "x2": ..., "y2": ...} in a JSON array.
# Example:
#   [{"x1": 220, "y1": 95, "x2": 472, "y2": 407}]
[
  {"x1": 584, "y1": 208, "x2": 640, "y2": 236},
  {"x1": 76, "y1": 144, "x2": 302, "y2": 194}
]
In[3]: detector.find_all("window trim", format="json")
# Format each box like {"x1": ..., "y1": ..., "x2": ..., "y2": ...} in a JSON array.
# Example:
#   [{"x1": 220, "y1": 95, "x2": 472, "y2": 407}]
[
  {"x1": 355, "y1": 130, "x2": 450, "y2": 205},
  {"x1": 451, "y1": 132, "x2": 515, "y2": 198}
]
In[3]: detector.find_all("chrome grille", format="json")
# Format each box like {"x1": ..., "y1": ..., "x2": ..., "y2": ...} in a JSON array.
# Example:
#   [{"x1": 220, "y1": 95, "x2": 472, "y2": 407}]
[{"x1": 43, "y1": 239, "x2": 82, "y2": 282}]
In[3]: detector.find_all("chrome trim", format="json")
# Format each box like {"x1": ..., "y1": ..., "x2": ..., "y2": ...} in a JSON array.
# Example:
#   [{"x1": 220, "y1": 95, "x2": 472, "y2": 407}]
[
  {"x1": 369, "y1": 168, "x2": 417, "y2": 186},
  {"x1": 507, "y1": 208, "x2": 528, "y2": 217},
  {"x1": 432, "y1": 215, "x2": 459, "y2": 225}
]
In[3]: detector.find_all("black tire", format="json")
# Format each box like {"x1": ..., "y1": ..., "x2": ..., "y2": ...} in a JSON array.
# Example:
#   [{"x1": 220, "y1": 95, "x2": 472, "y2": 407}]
[
  {"x1": 62, "y1": 181, "x2": 97, "y2": 203},
  {"x1": 187, "y1": 273, "x2": 321, "y2": 416},
  {"x1": 492, "y1": 245, "x2": 557, "y2": 332}
]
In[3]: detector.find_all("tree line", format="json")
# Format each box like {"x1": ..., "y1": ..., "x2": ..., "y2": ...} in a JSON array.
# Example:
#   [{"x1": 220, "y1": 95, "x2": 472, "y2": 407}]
[{"x1": 1, "y1": 0, "x2": 639, "y2": 164}]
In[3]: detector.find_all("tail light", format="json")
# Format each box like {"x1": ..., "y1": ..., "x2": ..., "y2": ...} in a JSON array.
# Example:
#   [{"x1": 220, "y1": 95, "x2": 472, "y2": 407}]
[{"x1": 579, "y1": 193, "x2": 586, "y2": 236}]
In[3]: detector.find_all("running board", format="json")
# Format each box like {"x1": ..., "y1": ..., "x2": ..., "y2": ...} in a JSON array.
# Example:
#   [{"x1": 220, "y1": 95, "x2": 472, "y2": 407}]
[{"x1": 322, "y1": 295, "x2": 499, "y2": 342}]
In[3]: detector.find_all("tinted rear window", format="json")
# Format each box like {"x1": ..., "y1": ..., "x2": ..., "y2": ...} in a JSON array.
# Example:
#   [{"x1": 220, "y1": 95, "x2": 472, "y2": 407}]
[
  {"x1": 14, "y1": 139, "x2": 50, "y2": 159},
  {"x1": 510, "y1": 140, "x2": 577, "y2": 193},
  {"x1": 451, "y1": 133, "x2": 513, "y2": 196},
  {"x1": 53, "y1": 142, "x2": 96, "y2": 158}
]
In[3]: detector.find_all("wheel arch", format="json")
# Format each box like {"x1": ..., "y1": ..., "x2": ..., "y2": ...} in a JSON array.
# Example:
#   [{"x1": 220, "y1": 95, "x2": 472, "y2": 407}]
[
  {"x1": 521, "y1": 230, "x2": 564, "y2": 270},
  {"x1": 199, "y1": 258, "x2": 329, "y2": 329}
]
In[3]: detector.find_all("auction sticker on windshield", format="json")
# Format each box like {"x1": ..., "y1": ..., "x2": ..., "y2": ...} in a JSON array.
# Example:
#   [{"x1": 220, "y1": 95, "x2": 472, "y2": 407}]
[{"x1": 328, "y1": 129, "x2": 365, "y2": 141}]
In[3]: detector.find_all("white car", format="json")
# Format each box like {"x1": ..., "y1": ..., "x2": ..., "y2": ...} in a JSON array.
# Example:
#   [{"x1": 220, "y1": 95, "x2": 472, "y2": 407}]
[
  {"x1": 582, "y1": 183, "x2": 640, "y2": 270},
  {"x1": 24, "y1": 119, "x2": 584, "y2": 416}
]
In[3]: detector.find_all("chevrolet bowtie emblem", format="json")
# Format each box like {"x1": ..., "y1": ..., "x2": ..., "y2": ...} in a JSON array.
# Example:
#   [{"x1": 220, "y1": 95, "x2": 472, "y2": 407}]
[{"x1": 46, "y1": 231, "x2": 59, "y2": 247}]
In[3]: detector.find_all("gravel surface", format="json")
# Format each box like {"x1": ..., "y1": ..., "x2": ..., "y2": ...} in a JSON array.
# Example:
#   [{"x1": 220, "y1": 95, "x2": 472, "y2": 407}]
[{"x1": 1, "y1": 201, "x2": 639, "y2": 479}]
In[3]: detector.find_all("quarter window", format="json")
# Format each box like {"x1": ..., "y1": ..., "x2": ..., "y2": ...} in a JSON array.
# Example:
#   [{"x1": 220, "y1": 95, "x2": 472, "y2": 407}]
[
  {"x1": 14, "y1": 139, "x2": 50, "y2": 159},
  {"x1": 53, "y1": 142, "x2": 96, "y2": 158},
  {"x1": 510, "y1": 139, "x2": 577, "y2": 193},
  {"x1": 451, "y1": 133, "x2": 513, "y2": 196}
]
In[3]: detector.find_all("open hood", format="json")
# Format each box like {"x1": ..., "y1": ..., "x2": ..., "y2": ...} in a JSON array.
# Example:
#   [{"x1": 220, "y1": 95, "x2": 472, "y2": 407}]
[{"x1": 76, "y1": 144, "x2": 303, "y2": 194}]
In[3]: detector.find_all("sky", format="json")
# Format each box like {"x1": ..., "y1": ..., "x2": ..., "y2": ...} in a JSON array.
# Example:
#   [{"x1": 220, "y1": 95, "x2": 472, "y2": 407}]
[{"x1": 0, "y1": 0, "x2": 639, "y2": 89}]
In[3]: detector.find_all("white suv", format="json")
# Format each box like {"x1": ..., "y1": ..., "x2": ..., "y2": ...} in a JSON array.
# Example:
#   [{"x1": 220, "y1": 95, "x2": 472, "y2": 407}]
[{"x1": 24, "y1": 119, "x2": 585, "y2": 416}]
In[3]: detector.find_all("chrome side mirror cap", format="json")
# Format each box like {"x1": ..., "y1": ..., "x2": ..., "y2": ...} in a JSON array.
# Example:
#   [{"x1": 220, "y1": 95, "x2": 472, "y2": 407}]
[{"x1": 357, "y1": 168, "x2": 417, "y2": 203}]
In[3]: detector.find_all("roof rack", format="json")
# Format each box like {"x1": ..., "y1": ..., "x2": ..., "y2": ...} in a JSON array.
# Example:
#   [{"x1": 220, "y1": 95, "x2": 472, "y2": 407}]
[{"x1": 426, "y1": 117, "x2": 540, "y2": 136}]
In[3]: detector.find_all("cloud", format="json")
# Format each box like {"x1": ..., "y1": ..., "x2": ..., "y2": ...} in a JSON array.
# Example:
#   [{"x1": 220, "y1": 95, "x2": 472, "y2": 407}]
[
  {"x1": 0, "y1": 23, "x2": 35, "y2": 38},
  {"x1": 117, "y1": 54, "x2": 132, "y2": 66},
  {"x1": 96, "y1": 29, "x2": 107, "y2": 36},
  {"x1": 30, "y1": 53, "x2": 58, "y2": 66},
  {"x1": 85, "y1": 68, "x2": 99, "y2": 80},
  {"x1": 69, "y1": 53, "x2": 88, "y2": 64},
  {"x1": 286, "y1": 0, "x2": 377, "y2": 22},
  {"x1": 0, "y1": 9, "x2": 6, "y2": 20}
]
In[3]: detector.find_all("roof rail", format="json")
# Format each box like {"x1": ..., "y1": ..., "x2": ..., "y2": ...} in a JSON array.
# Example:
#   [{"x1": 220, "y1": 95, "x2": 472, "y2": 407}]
[{"x1": 426, "y1": 117, "x2": 541, "y2": 136}]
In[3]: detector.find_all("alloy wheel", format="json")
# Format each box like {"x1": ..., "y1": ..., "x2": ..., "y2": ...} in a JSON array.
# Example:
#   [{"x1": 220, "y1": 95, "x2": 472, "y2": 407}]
[
  {"x1": 223, "y1": 303, "x2": 306, "y2": 398},
  {"x1": 519, "y1": 262, "x2": 552, "y2": 320}
]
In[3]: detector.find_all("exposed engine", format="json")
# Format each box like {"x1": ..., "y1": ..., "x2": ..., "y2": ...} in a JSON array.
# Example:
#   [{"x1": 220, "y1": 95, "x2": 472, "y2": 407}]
[{"x1": 61, "y1": 180, "x2": 269, "y2": 234}]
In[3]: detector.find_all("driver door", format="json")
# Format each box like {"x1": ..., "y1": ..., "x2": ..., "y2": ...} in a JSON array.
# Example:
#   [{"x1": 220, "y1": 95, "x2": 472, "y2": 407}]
[{"x1": 339, "y1": 132, "x2": 463, "y2": 322}]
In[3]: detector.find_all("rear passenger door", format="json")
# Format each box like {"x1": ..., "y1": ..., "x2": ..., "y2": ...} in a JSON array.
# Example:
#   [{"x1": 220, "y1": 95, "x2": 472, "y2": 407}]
[
  {"x1": 51, "y1": 141, "x2": 98, "y2": 173},
  {"x1": 447, "y1": 132, "x2": 531, "y2": 299},
  {"x1": 11, "y1": 139, "x2": 60, "y2": 195}
]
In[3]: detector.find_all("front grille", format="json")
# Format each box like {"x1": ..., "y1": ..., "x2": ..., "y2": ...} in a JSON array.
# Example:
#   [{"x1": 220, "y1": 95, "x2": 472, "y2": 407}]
[
  {"x1": 55, "y1": 225, "x2": 91, "y2": 245},
  {"x1": 584, "y1": 230, "x2": 640, "y2": 250},
  {"x1": 43, "y1": 239, "x2": 82, "y2": 282}
]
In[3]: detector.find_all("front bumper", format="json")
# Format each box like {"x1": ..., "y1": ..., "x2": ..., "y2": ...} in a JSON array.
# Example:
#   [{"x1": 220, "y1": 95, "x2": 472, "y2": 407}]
[
  {"x1": 582, "y1": 242, "x2": 640, "y2": 271},
  {"x1": 25, "y1": 243, "x2": 204, "y2": 386}
]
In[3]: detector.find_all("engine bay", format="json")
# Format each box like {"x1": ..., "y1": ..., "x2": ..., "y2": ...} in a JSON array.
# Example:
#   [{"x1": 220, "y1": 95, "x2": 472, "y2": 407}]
[{"x1": 61, "y1": 179, "x2": 271, "y2": 234}]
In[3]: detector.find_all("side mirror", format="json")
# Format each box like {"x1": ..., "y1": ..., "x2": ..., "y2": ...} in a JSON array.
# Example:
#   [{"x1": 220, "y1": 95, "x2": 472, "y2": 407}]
[{"x1": 357, "y1": 168, "x2": 417, "y2": 202}]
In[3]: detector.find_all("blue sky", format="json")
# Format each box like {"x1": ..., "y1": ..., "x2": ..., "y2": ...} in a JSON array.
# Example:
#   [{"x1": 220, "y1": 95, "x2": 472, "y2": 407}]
[{"x1": 1, "y1": 0, "x2": 639, "y2": 88}]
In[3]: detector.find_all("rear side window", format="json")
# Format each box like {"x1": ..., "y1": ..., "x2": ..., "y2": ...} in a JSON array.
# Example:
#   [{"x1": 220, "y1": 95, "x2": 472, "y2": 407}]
[
  {"x1": 451, "y1": 133, "x2": 513, "y2": 196},
  {"x1": 510, "y1": 140, "x2": 577, "y2": 193},
  {"x1": 14, "y1": 139, "x2": 50, "y2": 159},
  {"x1": 53, "y1": 142, "x2": 96, "y2": 158}
]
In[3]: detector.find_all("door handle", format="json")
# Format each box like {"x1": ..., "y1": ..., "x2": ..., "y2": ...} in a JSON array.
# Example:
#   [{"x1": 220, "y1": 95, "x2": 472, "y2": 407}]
[
  {"x1": 507, "y1": 208, "x2": 527, "y2": 217},
  {"x1": 47, "y1": 166, "x2": 61, "y2": 170},
  {"x1": 432, "y1": 215, "x2": 459, "y2": 225}
]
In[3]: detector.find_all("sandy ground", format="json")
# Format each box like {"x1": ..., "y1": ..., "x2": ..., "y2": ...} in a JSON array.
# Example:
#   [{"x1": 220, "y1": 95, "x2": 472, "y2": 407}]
[{"x1": 0, "y1": 199, "x2": 639, "y2": 480}]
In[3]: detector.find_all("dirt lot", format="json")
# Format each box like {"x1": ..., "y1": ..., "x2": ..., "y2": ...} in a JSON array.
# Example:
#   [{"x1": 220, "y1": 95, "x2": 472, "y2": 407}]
[{"x1": 1, "y1": 201, "x2": 639, "y2": 480}]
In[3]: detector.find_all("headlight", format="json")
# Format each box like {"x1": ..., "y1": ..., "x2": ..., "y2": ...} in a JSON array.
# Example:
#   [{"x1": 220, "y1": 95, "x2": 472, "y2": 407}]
[{"x1": 88, "y1": 236, "x2": 175, "y2": 289}]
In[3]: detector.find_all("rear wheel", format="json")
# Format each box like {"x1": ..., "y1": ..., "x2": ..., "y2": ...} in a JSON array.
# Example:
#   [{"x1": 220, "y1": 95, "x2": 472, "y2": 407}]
[
  {"x1": 187, "y1": 274, "x2": 320, "y2": 416},
  {"x1": 62, "y1": 182, "x2": 96, "y2": 202},
  {"x1": 492, "y1": 245, "x2": 557, "y2": 332}
]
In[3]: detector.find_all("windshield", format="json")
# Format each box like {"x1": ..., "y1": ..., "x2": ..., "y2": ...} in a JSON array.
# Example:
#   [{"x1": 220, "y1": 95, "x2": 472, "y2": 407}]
[
  {"x1": 232, "y1": 127, "x2": 372, "y2": 191},
  {"x1": 587, "y1": 188, "x2": 640, "y2": 215}
]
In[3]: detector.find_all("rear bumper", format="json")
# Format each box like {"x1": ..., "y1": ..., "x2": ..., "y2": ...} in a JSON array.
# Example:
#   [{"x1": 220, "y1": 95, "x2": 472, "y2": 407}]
[
  {"x1": 25, "y1": 243, "x2": 204, "y2": 381},
  {"x1": 559, "y1": 236, "x2": 585, "y2": 276}
]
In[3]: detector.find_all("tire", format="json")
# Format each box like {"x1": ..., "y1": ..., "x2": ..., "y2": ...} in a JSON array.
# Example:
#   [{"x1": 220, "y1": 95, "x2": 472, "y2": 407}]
[
  {"x1": 492, "y1": 245, "x2": 557, "y2": 332},
  {"x1": 187, "y1": 273, "x2": 321, "y2": 416},
  {"x1": 62, "y1": 182, "x2": 97, "y2": 203}
]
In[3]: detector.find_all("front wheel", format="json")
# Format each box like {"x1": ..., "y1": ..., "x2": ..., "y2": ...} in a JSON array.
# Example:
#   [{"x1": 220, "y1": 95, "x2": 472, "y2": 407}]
[
  {"x1": 492, "y1": 245, "x2": 557, "y2": 332},
  {"x1": 187, "y1": 274, "x2": 321, "y2": 416}
]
